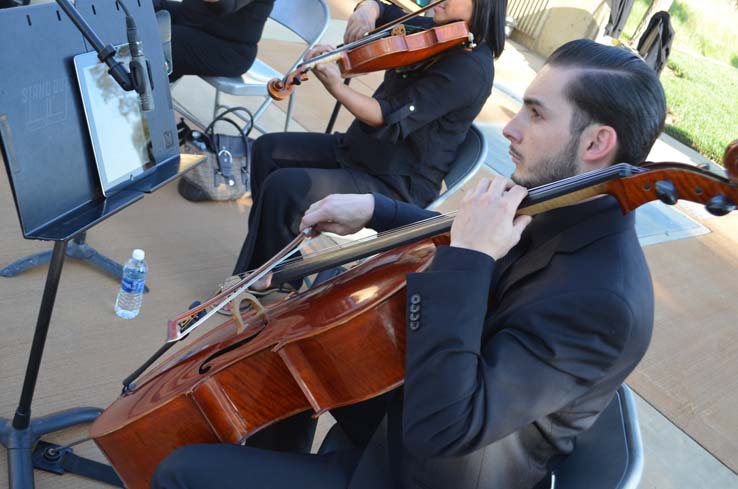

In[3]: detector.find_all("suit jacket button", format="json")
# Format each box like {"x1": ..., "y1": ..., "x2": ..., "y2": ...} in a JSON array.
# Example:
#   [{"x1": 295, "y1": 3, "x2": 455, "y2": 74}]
[
  {"x1": 410, "y1": 293, "x2": 421, "y2": 305},
  {"x1": 409, "y1": 303, "x2": 420, "y2": 313},
  {"x1": 409, "y1": 312, "x2": 420, "y2": 321},
  {"x1": 409, "y1": 320, "x2": 420, "y2": 331}
]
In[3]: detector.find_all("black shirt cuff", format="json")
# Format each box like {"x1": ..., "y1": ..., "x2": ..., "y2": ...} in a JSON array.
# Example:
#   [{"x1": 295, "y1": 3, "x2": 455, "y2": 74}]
[
  {"x1": 368, "y1": 193, "x2": 438, "y2": 232},
  {"x1": 428, "y1": 245, "x2": 496, "y2": 275}
]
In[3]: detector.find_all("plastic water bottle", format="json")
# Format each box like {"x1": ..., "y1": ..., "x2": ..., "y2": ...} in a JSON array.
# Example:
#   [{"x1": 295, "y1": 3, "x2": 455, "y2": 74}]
[{"x1": 115, "y1": 249, "x2": 148, "y2": 319}]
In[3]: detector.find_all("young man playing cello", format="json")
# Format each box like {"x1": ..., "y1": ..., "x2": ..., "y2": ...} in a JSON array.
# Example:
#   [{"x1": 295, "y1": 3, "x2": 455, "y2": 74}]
[
  {"x1": 231, "y1": 0, "x2": 507, "y2": 285},
  {"x1": 153, "y1": 39, "x2": 666, "y2": 489}
]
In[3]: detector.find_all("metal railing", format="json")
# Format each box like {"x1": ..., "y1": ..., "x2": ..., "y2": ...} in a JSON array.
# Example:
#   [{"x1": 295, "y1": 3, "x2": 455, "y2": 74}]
[{"x1": 507, "y1": 0, "x2": 551, "y2": 39}]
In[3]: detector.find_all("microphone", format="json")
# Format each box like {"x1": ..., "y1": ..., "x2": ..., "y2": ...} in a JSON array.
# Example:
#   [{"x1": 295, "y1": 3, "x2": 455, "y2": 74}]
[{"x1": 126, "y1": 16, "x2": 155, "y2": 112}]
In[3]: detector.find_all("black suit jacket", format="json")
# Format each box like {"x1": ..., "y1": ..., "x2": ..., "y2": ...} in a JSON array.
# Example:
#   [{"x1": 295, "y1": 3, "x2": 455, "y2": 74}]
[{"x1": 341, "y1": 194, "x2": 653, "y2": 489}]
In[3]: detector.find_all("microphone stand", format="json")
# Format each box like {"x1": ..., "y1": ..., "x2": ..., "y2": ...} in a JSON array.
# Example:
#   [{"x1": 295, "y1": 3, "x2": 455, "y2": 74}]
[{"x1": 56, "y1": 0, "x2": 151, "y2": 99}]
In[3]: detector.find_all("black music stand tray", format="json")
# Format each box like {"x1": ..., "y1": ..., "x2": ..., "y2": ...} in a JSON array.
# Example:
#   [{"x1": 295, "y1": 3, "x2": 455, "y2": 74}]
[{"x1": 0, "y1": 1, "x2": 202, "y2": 487}]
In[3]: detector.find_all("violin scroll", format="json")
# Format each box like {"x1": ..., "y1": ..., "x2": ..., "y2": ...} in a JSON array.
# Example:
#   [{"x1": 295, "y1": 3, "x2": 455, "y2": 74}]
[{"x1": 267, "y1": 70, "x2": 308, "y2": 101}]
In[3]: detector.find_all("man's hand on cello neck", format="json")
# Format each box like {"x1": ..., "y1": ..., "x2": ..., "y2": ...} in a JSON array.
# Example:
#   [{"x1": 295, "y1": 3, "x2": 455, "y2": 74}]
[{"x1": 299, "y1": 176, "x2": 531, "y2": 261}]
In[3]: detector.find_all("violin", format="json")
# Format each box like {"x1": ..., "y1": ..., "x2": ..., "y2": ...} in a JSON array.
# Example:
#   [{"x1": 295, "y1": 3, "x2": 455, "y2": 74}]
[
  {"x1": 267, "y1": 0, "x2": 476, "y2": 101},
  {"x1": 89, "y1": 147, "x2": 737, "y2": 489}
]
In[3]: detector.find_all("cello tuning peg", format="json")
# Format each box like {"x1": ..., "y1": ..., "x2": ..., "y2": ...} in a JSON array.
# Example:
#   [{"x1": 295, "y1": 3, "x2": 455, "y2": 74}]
[
  {"x1": 705, "y1": 194, "x2": 737, "y2": 216},
  {"x1": 655, "y1": 180, "x2": 678, "y2": 205},
  {"x1": 722, "y1": 139, "x2": 738, "y2": 184}
]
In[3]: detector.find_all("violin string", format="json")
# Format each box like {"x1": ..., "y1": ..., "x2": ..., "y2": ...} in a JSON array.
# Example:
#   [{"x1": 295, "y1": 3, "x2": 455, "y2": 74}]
[
  {"x1": 298, "y1": 29, "x2": 389, "y2": 69},
  {"x1": 292, "y1": 0, "x2": 447, "y2": 74}
]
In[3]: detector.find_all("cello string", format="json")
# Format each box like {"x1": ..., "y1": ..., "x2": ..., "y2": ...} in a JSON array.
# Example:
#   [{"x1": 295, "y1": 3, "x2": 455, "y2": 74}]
[
  {"x1": 270, "y1": 164, "x2": 630, "y2": 270},
  {"x1": 225, "y1": 210, "x2": 456, "y2": 283},
  {"x1": 267, "y1": 211, "x2": 457, "y2": 273},
  {"x1": 231, "y1": 165, "x2": 633, "y2": 282}
]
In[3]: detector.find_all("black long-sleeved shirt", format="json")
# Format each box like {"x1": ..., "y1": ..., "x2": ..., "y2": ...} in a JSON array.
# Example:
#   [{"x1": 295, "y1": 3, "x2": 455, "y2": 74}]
[{"x1": 334, "y1": 3, "x2": 495, "y2": 207}]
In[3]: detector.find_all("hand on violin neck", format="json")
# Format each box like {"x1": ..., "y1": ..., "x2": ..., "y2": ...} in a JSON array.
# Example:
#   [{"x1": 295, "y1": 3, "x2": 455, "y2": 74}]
[
  {"x1": 305, "y1": 45, "x2": 342, "y2": 90},
  {"x1": 300, "y1": 194, "x2": 375, "y2": 236},
  {"x1": 305, "y1": 44, "x2": 336, "y2": 62},
  {"x1": 345, "y1": 0, "x2": 379, "y2": 44},
  {"x1": 450, "y1": 177, "x2": 532, "y2": 261}
]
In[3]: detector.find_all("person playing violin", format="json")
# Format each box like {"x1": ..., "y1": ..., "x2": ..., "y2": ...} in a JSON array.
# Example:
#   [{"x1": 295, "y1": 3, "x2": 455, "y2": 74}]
[
  {"x1": 152, "y1": 39, "x2": 666, "y2": 489},
  {"x1": 231, "y1": 0, "x2": 507, "y2": 287}
]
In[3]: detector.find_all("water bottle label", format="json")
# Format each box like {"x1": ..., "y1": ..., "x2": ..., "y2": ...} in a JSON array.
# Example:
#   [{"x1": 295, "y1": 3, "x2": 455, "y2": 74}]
[{"x1": 121, "y1": 277, "x2": 145, "y2": 294}]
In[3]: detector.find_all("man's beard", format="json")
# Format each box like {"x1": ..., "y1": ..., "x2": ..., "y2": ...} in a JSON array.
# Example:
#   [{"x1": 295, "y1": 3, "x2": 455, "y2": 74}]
[{"x1": 511, "y1": 135, "x2": 581, "y2": 189}]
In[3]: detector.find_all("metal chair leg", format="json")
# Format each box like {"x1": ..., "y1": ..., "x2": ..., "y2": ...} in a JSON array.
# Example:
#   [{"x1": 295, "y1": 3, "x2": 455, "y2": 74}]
[
  {"x1": 213, "y1": 88, "x2": 222, "y2": 121},
  {"x1": 285, "y1": 92, "x2": 296, "y2": 132}
]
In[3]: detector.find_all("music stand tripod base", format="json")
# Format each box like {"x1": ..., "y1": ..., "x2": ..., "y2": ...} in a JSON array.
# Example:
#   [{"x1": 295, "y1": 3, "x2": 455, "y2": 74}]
[
  {"x1": 0, "y1": 232, "x2": 150, "y2": 293},
  {"x1": 0, "y1": 241, "x2": 122, "y2": 488}
]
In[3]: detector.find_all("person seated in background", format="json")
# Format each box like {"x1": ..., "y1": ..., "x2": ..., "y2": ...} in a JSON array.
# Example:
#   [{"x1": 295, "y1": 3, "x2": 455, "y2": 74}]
[
  {"x1": 230, "y1": 0, "x2": 507, "y2": 286},
  {"x1": 151, "y1": 39, "x2": 667, "y2": 489},
  {"x1": 155, "y1": 0, "x2": 274, "y2": 81}
]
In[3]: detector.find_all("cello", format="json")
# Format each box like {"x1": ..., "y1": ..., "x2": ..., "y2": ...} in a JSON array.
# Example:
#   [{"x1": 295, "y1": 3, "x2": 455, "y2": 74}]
[{"x1": 88, "y1": 145, "x2": 738, "y2": 488}]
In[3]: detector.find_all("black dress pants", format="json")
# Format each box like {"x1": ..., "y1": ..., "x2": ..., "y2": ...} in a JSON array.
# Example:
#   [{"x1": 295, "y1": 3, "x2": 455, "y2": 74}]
[
  {"x1": 150, "y1": 443, "x2": 360, "y2": 489},
  {"x1": 162, "y1": 1, "x2": 257, "y2": 81},
  {"x1": 232, "y1": 132, "x2": 413, "y2": 278}
]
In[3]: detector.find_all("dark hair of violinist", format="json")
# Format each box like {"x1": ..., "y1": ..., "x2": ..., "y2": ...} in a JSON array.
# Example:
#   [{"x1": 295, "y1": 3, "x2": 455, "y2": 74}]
[
  {"x1": 470, "y1": 0, "x2": 507, "y2": 57},
  {"x1": 229, "y1": 0, "x2": 504, "y2": 293}
]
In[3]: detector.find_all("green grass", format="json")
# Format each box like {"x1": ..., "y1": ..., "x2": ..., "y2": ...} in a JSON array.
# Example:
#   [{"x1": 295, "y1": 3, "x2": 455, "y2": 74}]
[
  {"x1": 621, "y1": 0, "x2": 651, "y2": 41},
  {"x1": 618, "y1": 0, "x2": 738, "y2": 163},
  {"x1": 661, "y1": 50, "x2": 738, "y2": 163}
]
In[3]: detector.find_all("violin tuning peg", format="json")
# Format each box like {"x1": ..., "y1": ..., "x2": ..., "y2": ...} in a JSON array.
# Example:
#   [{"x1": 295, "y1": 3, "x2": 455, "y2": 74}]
[
  {"x1": 705, "y1": 194, "x2": 737, "y2": 216},
  {"x1": 466, "y1": 33, "x2": 476, "y2": 49},
  {"x1": 655, "y1": 180, "x2": 679, "y2": 205}
]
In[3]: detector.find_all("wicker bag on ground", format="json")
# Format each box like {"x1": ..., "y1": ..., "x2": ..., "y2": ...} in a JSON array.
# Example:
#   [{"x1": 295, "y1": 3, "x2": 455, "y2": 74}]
[{"x1": 178, "y1": 107, "x2": 254, "y2": 202}]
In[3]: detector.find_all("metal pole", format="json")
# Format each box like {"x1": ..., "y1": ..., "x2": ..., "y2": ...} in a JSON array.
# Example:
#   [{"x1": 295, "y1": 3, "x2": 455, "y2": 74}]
[{"x1": 13, "y1": 240, "x2": 68, "y2": 430}]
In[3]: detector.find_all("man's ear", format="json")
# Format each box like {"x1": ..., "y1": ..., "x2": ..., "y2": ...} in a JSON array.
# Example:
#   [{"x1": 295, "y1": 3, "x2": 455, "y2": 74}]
[{"x1": 581, "y1": 125, "x2": 618, "y2": 168}]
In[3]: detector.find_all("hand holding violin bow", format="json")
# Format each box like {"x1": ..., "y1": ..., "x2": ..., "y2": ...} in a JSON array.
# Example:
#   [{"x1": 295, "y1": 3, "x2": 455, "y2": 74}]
[{"x1": 345, "y1": 0, "x2": 381, "y2": 44}]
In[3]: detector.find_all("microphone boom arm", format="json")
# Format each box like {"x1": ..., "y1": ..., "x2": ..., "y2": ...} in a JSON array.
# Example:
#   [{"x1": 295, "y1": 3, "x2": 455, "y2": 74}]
[{"x1": 56, "y1": 0, "x2": 155, "y2": 111}]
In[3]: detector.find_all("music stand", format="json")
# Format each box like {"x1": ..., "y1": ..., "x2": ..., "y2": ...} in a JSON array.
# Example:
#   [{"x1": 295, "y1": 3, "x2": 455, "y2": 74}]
[{"x1": 0, "y1": 0, "x2": 201, "y2": 486}]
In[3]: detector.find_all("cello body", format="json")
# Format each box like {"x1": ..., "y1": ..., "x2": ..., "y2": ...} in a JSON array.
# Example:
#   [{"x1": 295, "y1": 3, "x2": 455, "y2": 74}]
[{"x1": 90, "y1": 238, "x2": 440, "y2": 488}]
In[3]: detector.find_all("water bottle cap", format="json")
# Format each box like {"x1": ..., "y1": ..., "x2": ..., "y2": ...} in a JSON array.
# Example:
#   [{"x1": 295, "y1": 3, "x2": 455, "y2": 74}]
[{"x1": 132, "y1": 249, "x2": 145, "y2": 261}]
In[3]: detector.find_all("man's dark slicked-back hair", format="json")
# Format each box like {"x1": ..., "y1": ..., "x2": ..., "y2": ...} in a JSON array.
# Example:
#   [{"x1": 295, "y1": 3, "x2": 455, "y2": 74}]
[
  {"x1": 470, "y1": 0, "x2": 508, "y2": 58},
  {"x1": 546, "y1": 39, "x2": 667, "y2": 165}
]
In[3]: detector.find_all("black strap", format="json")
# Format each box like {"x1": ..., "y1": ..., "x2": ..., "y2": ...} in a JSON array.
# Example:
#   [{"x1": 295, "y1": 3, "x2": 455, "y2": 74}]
[
  {"x1": 32, "y1": 440, "x2": 124, "y2": 487},
  {"x1": 204, "y1": 106, "x2": 254, "y2": 153},
  {"x1": 62, "y1": 451, "x2": 124, "y2": 487}
]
